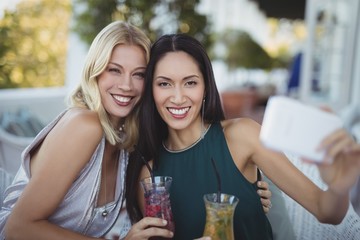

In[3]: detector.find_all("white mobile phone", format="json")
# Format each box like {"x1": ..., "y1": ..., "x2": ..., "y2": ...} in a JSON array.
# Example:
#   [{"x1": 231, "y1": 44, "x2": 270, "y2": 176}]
[{"x1": 260, "y1": 96, "x2": 343, "y2": 162}]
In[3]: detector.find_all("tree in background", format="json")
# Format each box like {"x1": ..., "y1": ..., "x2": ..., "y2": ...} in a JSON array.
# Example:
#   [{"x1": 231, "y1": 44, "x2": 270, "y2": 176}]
[
  {"x1": 0, "y1": 0, "x2": 71, "y2": 89},
  {"x1": 0, "y1": 0, "x2": 296, "y2": 90},
  {"x1": 0, "y1": 17, "x2": 13, "y2": 88},
  {"x1": 72, "y1": 0, "x2": 212, "y2": 50},
  {"x1": 215, "y1": 29, "x2": 288, "y2": 70}
]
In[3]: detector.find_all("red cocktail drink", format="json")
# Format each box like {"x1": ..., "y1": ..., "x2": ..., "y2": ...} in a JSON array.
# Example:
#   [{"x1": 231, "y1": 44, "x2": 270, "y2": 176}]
[{"x1": 141, "y1": 176, "x2": 175, "y2": 234}]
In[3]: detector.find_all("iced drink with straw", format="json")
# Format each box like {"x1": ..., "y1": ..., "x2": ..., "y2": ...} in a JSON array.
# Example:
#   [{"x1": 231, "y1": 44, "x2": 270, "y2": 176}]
[
  {"x1": 202, "y1": 158, "x2": 238, "y2": 239},
  {"x1": 203, "y1": 193, "x2": 239, "y2": 240},
  {"x1": 140, "y1": 176, "x2": 175, "y2": 234}
]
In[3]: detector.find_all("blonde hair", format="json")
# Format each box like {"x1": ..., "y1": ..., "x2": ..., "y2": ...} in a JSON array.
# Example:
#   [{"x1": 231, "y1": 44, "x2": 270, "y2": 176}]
[{"x1": 68, "y1": 21, "x2": 151, "y2": 150}]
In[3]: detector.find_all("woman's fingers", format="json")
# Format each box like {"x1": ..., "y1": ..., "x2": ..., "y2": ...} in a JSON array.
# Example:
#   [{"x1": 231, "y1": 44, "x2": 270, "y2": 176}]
[
  {"x1": 326, "y1": 138, "x2": 353, "y2": 162},
  {"x1": 257, "y1": 181, "x2": 272, "y2": 199},
  {"x1": 261, "y1": 199, "x2": 272, "y2": 213},
  {"x1": 257, "y1": 180, "x2": 272, "y2": 213},
  {"x1": 348, "y1": 143, "x2": 360, "y2": 153},
  {"x1": 318, "y1": 129, "x2": 345, "y2": 150},
  {"x1": 317, "y1": 129, "x2": 355, "y2": 164},
  {"x1": 136, "y1": 217, "x2": 168, "y2": 229},
  {"x1": 125, "y1": 217, "x2": 173, "y2": 240},
  {"x1": 141, "y1": 226, "x2": 173, "y2": 239}
]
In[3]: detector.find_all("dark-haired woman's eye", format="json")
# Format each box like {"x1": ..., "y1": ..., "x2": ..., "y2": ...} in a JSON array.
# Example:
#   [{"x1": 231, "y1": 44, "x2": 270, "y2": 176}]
[
  {"x1": 185, "y1": 80, "x2": 197, "y2": 86},
  {"x1": 158, "y1": 81, "x2": 170, "y2": 87}
]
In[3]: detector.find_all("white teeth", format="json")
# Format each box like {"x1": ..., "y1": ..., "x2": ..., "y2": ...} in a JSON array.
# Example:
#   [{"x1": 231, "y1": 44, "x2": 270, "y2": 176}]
[
  {"x1": 168, "y1": 107, "x2": 190, "y2": 115},
  {"x1": 113, "y1": 95, "x2": 131, "y2": 103}
]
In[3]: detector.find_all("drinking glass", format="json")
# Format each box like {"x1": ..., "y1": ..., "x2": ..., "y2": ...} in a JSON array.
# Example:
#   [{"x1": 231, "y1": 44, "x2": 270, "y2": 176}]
[
  {"x1": 202, "y1": 193, "x2": 239, "y2": 240},
  {"x1": 140, "y1": 176, "x2": 175, "y2": 234}
]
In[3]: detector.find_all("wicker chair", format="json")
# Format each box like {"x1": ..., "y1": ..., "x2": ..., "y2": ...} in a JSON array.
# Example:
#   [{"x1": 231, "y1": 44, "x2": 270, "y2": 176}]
[
  {"x1": 0, "y1": 127, "x2": 32, "y2": 176},
  {"x1": 283, "y1": 154, "x2": 360, "y2": 240},
  {"x1": 0, "y1": 168, "x2": 14, "y2": 208},
  {"x1": 0, "y1": 109, "x2": 43, "y2": 175}
]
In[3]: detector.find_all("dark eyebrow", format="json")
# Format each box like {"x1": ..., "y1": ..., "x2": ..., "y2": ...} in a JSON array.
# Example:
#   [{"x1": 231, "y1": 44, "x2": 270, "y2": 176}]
[
  {"x1": 155, "y1": 74, "x2": 200, "y2": 81},
  {"x1": 184, "y1": 75, "x2": 200, "y2": 80},
  {"x1": 154, "y1": 76, "x2": 170, "y2": 81}
]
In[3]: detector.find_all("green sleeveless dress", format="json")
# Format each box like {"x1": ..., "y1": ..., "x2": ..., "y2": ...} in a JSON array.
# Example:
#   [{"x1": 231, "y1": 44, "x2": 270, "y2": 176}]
[{"x1": 153, "y1": 122, "x2": 273, "y2": 240}]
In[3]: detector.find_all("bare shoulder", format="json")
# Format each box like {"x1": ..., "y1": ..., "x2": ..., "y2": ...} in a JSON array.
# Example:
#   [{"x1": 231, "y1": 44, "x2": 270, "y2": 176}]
[
  {"x1": 63, "y1": 108, "x2": 102, "y2": 131},
  {"x1": 221, "y1": 117, "x2": 261, "y2": 141},
  {"x1": 219, "y1": 118, "x2": 262, "y2": 176},
  {"x1": 56, "y1": 108, "x2": 103, "y2": 140},
  {"x1": 31, "y1": 108, "x2": 103, "y2": 176},
  {"x1": 40, "y1": 108, "x2": 104, "y2": 158}
]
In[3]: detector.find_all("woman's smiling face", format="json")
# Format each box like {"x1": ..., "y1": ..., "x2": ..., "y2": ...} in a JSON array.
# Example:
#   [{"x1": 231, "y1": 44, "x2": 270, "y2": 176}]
[
  {"x1": 152, "y1": 51, "x2": 205, "y2": 131},
  {"x1": 98, "y1": 44, "x2": 147, "y2": 124}
]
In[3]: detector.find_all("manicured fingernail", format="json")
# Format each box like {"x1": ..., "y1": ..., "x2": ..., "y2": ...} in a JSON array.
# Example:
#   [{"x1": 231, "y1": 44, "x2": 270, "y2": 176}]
[
  {"x1": 162, "y1": 220, "x2": 167, "y2": 225},
  {"x1": 257, "y1": 190, "x2": 262, "y2": 194},
  {"x1": 257, "y1": 182, "x2": 261, "y2": 187}
]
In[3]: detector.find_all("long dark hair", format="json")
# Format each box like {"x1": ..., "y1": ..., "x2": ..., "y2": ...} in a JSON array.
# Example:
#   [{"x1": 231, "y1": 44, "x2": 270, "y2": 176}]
[{"x1": 125, "y1": 34, "x2": 225, "y2": 223}]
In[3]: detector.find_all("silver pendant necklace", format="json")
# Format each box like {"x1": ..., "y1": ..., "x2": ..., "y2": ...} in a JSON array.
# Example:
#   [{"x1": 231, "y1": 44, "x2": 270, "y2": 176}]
[
  {"x1": 101, "y1": 150, "x2": 119, "y2": 218},
  {"x1": 102, "y1": 208, "x2": 108, "y2": 218}
]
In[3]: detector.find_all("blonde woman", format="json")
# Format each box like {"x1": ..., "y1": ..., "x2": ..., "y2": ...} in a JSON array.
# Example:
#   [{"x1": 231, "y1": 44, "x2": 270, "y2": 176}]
[{"x1": 0, "y1": 21, "x2": 173, "y2": 240}]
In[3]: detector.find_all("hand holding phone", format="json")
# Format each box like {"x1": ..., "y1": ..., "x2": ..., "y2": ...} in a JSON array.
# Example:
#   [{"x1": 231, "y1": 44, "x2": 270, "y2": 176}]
[{"x1": 260, "y1": 96, "x2": 343, "y2": 162}]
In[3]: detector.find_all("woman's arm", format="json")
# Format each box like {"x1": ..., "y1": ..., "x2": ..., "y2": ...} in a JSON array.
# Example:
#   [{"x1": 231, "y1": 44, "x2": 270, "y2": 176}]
[
  {"x1": 254, "y1": 121, "x2": 360, "y2": 224},
  {"x1": 225, "y1": 118, "x2": 359, "y2": 224},
  {"x1": 4, "y1": 109, "x2": 105, "y2": 240},
  {"x1": 309, "y1": 128, "x2": 360, "y2": 222}
]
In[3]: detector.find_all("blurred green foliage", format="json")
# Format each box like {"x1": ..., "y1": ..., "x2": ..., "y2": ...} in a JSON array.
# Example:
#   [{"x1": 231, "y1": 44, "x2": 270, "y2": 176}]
[
  {"x1": 0, "y1": 0, "x2": 289, "y2": 90},
  {"x1": 72, "y1": 0, "x2": 286, "y2": 70},
  {"x1": 72, "y1": 0, "x2": 213, "y2": 50},
  {"x1": 0, "y1": 0, "x2": 71, "y2": 89},
  {"x1": 216, "y1": 29, "x2": 289, "y2": 70}
]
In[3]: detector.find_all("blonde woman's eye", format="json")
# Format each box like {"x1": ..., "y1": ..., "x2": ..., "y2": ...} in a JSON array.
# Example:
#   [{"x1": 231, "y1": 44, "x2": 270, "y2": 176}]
[
  {"x1": 133, "y1": 72, "x2": 145, "y2": 79},
  {"x1": 109, "y1": 68, "x2": 121, "y2": 73}
]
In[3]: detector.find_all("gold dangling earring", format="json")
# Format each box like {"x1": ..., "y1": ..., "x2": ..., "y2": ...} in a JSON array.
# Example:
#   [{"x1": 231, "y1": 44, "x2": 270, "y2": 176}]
[{"x1": 201, "y1": 98, "x2": 205, "y2": 139}]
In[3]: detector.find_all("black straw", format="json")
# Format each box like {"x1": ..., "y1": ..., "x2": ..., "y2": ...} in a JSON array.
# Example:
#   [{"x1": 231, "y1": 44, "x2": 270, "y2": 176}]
[
  {"x1": 135, "y1": 146, "x2": 154, "y2": 182},
  {"x1": 211, "y1": 158, "x2": 221, "y2": 202}
]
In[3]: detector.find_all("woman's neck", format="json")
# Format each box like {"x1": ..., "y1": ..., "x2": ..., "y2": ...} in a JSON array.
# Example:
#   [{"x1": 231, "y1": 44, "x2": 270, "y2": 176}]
[{"x1": 165, "y1": 122, "x2": 209, "y2": 151}]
